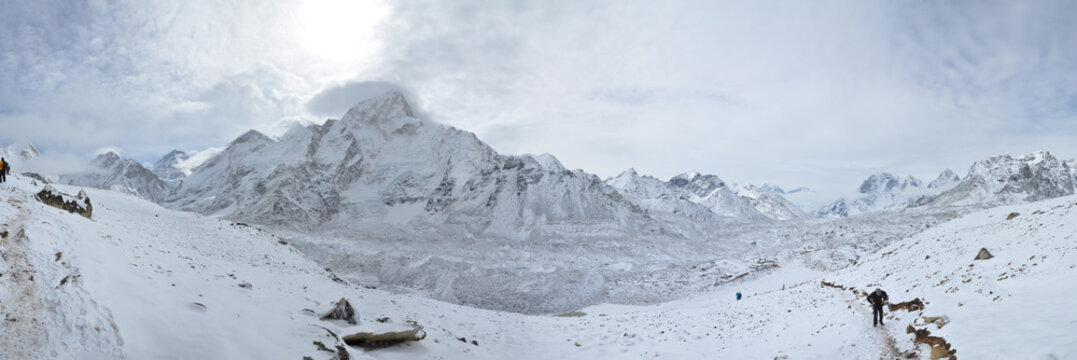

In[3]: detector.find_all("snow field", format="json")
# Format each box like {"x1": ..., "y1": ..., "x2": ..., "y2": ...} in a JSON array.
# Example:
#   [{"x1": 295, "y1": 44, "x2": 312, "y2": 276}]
[
  {"x1": 828, "y1": 195, "x2": 1077, "y2": 359},
  {"x1": 4, "y1": 172, "x2": 1077, "y2": 359}
]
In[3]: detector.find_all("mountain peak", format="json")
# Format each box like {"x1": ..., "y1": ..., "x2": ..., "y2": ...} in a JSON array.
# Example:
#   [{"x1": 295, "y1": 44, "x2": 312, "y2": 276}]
[
  {"x1": 857, "y1": 172, "x2": 921, "y2": 194},
  {"x1": 927, "y1": 169, "x2": 961, "y2": 189},
  {"x1": 152, "y1": 150, "x2": 191, "y2": 180},
  {"x1": 161, "y1": 149, "x2": 187, "y2": 158},
  {"x1": 229, "y1": 130, "x2": 273, "y2": 147},
  {"x1": 20, "y1": 143, "x2": 40, "y2": 160},
  {"x1": 617, "y1": 168, "x2": 639, "y2": 178},
  {"x1": 339, "y1": 90, "x2": 422, "y2": 135},
  {"x1": 527, "y1": 153, "x2": 566, "y2": 171},
  {"x1": 94, "y1": 151, "x2": 122, "y2": 162}
]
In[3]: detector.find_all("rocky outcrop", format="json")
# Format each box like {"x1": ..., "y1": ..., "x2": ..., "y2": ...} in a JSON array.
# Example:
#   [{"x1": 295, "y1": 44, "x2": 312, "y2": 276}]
[
  {"x1": 320, "y1": 298, "x2": 357, "y2": 325},
  {"x1": 974, "y1": 248, "x2": 993, "y2": 260},
  {"x1": 35, "y1": 186, "x2": 92, "y2": 219}
]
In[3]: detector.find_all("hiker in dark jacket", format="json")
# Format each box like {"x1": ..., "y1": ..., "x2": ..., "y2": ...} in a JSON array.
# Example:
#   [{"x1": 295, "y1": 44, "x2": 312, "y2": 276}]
[
  {"x1": 867, "y1": 288, "x2": 889, "y2": 326},
  {"x1": 0, "y1": 157, "x2": 6, "y2": 183}
]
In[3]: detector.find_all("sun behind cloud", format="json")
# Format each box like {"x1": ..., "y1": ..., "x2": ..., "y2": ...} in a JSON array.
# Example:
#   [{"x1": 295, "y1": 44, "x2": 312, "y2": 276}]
[{"x1": 298, "y1": 0, "x2": 390, "y2": 63}]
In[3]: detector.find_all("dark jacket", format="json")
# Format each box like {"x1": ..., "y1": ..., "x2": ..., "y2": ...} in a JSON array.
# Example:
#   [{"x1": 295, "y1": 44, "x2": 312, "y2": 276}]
[{"x1": 867, "y1": 290, "x2": 888, "y2": 308}]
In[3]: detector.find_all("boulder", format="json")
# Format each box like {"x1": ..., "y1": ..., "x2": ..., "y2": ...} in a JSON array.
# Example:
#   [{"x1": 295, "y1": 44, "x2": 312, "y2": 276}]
[
  {"x1": 975, "y1": 248, "x2": 993, "y2": 260},
  {"x1": 342, "y1": 324, "x2": 425, "y2": 348},
  {"x1": 320, "y1": 298, "x2": 357, "y2": 325},
  {"x1": 930, "y1": 345, "x2": 950, "y2": 360}
]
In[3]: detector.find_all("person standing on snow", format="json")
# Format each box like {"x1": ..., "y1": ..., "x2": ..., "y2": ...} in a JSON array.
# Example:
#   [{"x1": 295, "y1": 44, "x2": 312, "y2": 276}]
[
  {"x1": 867, "y1": 288, "x2": 889, "y2": 326},
  {"x1": 0, "y1": 157, "x2": 6, "y2": 183}
]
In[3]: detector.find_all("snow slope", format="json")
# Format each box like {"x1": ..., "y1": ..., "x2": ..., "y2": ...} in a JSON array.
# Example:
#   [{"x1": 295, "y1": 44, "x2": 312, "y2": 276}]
[
  {"x1": 824, "y1": 192, "x2": 1077, "y2": 359},
  {"x1": 4, "y1": 167, "x2": 1076, "y2": 359},
  {"x1": 0, "y1": 174, "x2": 898, "y2": 359}
]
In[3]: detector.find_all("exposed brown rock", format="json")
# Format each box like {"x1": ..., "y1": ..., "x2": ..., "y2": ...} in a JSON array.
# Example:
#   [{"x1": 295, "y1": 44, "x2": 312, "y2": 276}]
[
  {"x1": 342, "y1": 326, "x2": 425, "y2": 348},
  {"x1": 35, "y1": 186, "x2": 92, "y2": 219},
  {"x1": 907, "y1": 325, "x2": 956, "y2": 359},
  {"x1": 889, "y1": 298, "x2": 925, "y2": 312}
]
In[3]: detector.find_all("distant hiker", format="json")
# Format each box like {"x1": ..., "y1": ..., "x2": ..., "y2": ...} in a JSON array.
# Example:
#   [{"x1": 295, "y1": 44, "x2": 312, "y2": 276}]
[
  {"x1": 867, "y1": 288, "x2": 889, "y2": 326},
  {"x1": 736, "y1": 292, "x2": 742, "y2": 301},
  {"x1": 0, "y1": 157, "x2": 6, "y2": 183}
]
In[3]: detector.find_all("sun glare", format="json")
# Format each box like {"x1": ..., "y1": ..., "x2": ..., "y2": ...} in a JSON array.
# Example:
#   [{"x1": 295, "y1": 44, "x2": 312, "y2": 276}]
[{"x1": 298, "y1": 0, "x2": 389, "y2": 62}]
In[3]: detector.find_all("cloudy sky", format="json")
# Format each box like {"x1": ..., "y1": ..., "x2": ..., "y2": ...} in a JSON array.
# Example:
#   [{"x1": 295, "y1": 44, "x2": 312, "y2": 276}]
[{"x1": 2, "y1": 0, "x2": 1076, "y2": 200}]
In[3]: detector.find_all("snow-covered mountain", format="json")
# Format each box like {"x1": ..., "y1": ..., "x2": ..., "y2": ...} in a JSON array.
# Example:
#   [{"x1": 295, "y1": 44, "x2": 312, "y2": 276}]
[
  {"x1": 605, "y1": 169, "x2": 740, "y2": 221},
  {"x1": 927, "y1": 168, "x2": 961, "y2": 188},
  {"x1": 149, "y1": 149, "x2": 189, "y2": 180},
  {"x1": 605, "y1": 169, "x2": 804, "y2": 221},
  {"x1": 925, "y1": 151, "x2": 1076, "y2": 207},
  {"x1": 734, "y1": 184, "x2": 807, "y2": 221},
  {"x1": 130, "y1": 91, "x2": 664, "y2": 243},
  {"x1": 817, "y1": 151, "x2": 1077, "y2": 218},
  {"x1": 61, "y1": 152, "x2": 175, "y2": 202},
  {"x1": 816, "y1": 170, "x2": 959, "y2": 218},
  {"x1": 0, "y1": 142, "x2": 40, "y2": 161}
]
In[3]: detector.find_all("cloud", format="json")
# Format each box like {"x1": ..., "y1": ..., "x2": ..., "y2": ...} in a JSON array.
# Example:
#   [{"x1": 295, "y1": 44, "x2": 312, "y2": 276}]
[
  {"x1": 3, "y1": 1, "x2": 1077, "y2": 201},
  {"x1": 306, "y1": 81, "x2": 420, "y2": 118},
  {"x1": 174, "y1": 147, "x2": 223, "y2": 176},
  {"x1": 358, "y1": 0, "x2": 1077, "y2": 197},
  {"x1": 0, "y1": 0, "x2": 380, "y2": 164}
]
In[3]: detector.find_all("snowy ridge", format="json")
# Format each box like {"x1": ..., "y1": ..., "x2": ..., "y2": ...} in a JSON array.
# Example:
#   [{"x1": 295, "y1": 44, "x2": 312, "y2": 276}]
[
  {"x1": 606, "y1": 169, "x2": 805, "y2": 221},
  {"x1": 927, "y1": 168, "x2": 961, "y2": 189},
  {"x1": 926, "y1": 151, "x2": 1076, "y2": 207},
  {"x1": 735, "y1": 184, "x2": 807, "y2": 221},
  {"x1": 149, "y1": 150, "x2": 189, "y2": 180},
  {"x1": 61, "y1": 152, "x2": 175, "y2": 202},
  {"x1": 817, "y1": 170, "x2": 960, "y2": 218}
]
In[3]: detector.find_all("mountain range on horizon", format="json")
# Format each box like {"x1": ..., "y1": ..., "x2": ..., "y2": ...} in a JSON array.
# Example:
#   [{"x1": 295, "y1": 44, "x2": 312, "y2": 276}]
[{"x1": 50, "y1": 89, "x2": 1077, "y2": 232}]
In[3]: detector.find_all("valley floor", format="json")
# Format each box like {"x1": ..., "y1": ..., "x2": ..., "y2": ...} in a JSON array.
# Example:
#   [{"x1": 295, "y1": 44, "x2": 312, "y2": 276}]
[{"x1": 1, "y1": 175, "x2": 1075, "y2": 359}]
